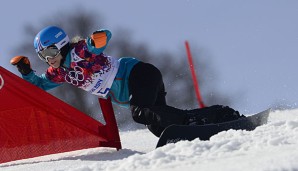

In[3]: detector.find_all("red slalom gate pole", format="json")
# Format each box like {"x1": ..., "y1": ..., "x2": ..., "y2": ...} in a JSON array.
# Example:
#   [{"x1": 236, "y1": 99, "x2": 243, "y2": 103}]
[{"x1": 185, "y1": 41, "x2": 206, "y2": 108}]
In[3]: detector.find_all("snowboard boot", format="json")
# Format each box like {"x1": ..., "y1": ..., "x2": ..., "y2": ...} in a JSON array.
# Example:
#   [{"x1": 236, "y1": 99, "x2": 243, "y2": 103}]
[{"x1": 185, "y1": 105, "x2": 245, "y2": 125}]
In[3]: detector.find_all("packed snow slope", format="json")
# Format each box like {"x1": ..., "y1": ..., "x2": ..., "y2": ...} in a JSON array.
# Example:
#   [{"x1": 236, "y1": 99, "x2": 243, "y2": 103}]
[{"x1": 1, "y1": 109, "x2": 298, "y2": 171}]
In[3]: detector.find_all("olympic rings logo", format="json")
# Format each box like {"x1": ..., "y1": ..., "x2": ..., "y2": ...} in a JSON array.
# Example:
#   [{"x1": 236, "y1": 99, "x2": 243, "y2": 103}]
[
  {"x1": 65, "y1": 66, "x2": 85, "y2": 86},
  {"x1": 0, "y1": 74, "x2": 4, "y2": 90}
]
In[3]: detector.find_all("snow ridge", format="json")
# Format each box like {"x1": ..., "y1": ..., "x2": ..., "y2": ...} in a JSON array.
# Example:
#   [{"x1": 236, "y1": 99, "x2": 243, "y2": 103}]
[{"x1": 1, "y1": 109, "x2": 298, "y2": 171}]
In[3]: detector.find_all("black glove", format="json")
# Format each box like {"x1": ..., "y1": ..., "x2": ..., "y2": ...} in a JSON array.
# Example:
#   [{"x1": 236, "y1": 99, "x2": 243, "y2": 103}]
[
  {"x1": 10, "y1": 56, "x2": 33, "y2": 75},
  {"x1": 130, "y1": 105, "x2": 160, "y2": 125},
  {"x1": 130, "y1": 105, "x2": 186, "y2": 127}
]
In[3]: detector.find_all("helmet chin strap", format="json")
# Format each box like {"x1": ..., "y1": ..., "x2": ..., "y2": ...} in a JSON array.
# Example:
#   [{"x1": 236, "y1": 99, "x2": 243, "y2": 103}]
[{"x1": 58, "y1": 43, "x2": 70, "y2": 67}]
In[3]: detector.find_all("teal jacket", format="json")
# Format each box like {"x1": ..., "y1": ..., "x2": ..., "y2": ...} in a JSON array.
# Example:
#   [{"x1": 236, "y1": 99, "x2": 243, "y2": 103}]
[{"x1": 108, "y1": 57, "x2": 139, "y2": 108}]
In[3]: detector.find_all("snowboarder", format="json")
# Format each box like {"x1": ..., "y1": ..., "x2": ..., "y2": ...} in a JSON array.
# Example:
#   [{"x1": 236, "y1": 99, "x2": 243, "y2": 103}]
[{"x1": 11, "y1": 26, "x2": 243, "y2": 137}]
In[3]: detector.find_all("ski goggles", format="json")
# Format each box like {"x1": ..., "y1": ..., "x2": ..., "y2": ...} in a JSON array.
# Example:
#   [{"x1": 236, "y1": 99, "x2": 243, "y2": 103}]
[{"x1": 37, "y1": 46, "x2": 61, "y2": 62}]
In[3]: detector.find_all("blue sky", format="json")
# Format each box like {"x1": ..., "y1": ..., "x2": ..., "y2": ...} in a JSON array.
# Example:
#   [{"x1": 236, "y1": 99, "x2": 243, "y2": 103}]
[{"x1": 1, "y1": 0, "x2": 298, "y2": 113}]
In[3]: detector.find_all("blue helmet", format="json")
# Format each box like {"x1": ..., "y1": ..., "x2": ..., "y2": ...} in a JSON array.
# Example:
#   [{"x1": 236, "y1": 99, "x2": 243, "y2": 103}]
[{"x1": 34, "y1": 26, "x2": 70, "y2": 56}]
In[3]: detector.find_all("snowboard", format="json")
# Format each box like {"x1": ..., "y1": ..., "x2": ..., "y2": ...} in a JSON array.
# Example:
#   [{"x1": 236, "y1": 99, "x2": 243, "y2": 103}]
[{"x1": 156, "y1": 108, "x2": 271, "y2": 148}]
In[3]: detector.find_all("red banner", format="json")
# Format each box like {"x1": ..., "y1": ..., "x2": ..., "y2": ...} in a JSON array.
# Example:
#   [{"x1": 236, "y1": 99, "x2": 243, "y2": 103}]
[{"x1": 0, "y1": 66, "x2": 121, "y2": 164}]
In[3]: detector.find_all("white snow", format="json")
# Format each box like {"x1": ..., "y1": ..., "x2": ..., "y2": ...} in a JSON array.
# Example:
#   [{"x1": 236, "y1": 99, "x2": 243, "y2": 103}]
[{"x1": 1, "y1": 109, "x2": 298, "y2": 171}]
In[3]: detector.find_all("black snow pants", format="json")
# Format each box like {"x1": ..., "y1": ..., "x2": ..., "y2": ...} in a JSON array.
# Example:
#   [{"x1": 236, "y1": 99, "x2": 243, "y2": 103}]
[{"x1": 128, "y1": 62, "x2": 242, "y2": 137}]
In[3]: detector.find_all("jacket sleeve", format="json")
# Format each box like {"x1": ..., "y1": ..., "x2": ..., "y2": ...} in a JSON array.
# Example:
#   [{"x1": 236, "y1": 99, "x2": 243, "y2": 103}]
[
  {"x1": 86, "y1": 29, "x2": 112, "y2": 55},
  {"x1": 22, "y1": 71, "x2": 62, "y2": 91}
]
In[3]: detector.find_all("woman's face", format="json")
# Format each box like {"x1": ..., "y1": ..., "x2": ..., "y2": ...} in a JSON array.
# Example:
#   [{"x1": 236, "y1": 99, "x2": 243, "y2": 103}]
[{"x1": 47, "y1": 54, "x2": 63, "y2": 68}]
